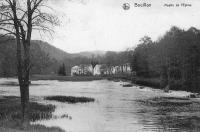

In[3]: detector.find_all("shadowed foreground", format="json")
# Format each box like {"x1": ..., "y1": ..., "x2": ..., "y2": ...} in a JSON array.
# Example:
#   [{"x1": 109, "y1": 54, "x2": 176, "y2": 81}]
[{"x1": 0, "y1": 96, "x2": 64, "y2": 132}]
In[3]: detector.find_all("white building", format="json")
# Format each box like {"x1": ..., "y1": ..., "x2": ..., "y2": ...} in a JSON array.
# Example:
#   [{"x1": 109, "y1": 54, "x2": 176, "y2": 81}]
[
  {"x1": 122, "y1": 63, "x2": 132, "y2": 74},
  {"x1": 71, "y1": 63, "x2": 132, "y2": 76},
  {"x1": 93, "y1": 65, "x2": 102, "y2": 76},
  {"x1": 82, "y1": 64, "x2": 93, "y2": 75},
  {"x1": 71, "y1": 65, "x2": 93, "y2": 76},
  {"x1": 71, "y1": 66, "x2": 80, "y2": 76},
  {"x1": 111, "y1": 66, "x2": 116, "y2": 74}
]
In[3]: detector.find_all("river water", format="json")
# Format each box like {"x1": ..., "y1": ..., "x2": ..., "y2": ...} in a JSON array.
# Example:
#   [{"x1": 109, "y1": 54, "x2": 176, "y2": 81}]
[{"x1": 0, "y1": 78, "x2": 200, "y2": 132}]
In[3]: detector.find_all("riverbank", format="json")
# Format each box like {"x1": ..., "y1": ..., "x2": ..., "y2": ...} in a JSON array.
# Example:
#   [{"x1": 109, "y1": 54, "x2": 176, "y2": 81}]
[
  {"x1": 1, "y1": 75, "x2": 160, "y2": 88},
  {"x1": 106, "y1": 75, "x2": 161, "y2": 88},
  {"x1": 2, "y1": 75, "x2": 197, "y2": 94},
  {"x1": 31, "y1": 74, "x2": 136, "y2": 82},
  {"x1": 0, "y1": 96, "x2": 64, "y2": 132},
  {"x1": 31, "y1": 75, "x2": 104, "y2": 81},
  {"x1": 135, "y1": 77, "x2": 160, "y2": 88}
]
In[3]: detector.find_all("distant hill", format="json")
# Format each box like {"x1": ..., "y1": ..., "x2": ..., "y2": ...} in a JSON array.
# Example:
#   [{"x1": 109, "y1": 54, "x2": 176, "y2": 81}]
[
  {"x1": 0, "y1": 39, "x2": 59, "y2": 76},
  {"x1": 32, "y1": 40, "x2": 107, "y2": 60},
  {"x1": 76, "y1": 51, "x2": 106, "y2": 58},
  {"x1": 32, "y1": 40, "x2": 76, "y2": 61}
]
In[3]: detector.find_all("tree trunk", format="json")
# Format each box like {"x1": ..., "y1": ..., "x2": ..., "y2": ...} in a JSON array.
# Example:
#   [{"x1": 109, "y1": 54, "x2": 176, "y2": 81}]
[
  {"x1": 18, "y1": 50, "x2": 30, "y2": 125},
  {"x1": 21, "y1": 40, "x2": 31, "y2": 125},
  {"x1": 20, "y1": 82, "x2": 29, "y2": 125},
  {"x1": 16, "y1": 39, "x2": 31, "y2": 125},
  {"x1": 160, "y1": 65, "x2": 168, "y2": 89}
]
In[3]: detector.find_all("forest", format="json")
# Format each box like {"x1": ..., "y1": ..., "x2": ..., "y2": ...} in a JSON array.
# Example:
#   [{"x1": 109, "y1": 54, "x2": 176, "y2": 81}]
[{"x1": 132, "y1": 26, "x2": 200, "y2": 92}]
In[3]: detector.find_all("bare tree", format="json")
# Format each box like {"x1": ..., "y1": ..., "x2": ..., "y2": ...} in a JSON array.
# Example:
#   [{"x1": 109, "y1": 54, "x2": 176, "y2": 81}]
[{"x1": 0, "y1": 0, "x2": 59, "y2": 124}]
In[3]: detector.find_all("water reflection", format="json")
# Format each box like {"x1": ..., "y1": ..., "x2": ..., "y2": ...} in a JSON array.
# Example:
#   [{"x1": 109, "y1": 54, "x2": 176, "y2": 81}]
[{"x1": 0, "y1": 78, "x2": 199, "y2": 132}]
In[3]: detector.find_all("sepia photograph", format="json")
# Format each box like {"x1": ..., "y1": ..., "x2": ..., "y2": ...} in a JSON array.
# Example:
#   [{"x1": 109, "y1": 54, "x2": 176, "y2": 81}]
[{"x1": 0, "y1": 0, "x2": 200, "y2": 132}]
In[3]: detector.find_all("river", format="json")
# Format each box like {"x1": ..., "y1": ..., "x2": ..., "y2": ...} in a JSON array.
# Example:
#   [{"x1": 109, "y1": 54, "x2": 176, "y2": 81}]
[{"x1": 0, "y1": 78, "x2": 200, "y2": 132}]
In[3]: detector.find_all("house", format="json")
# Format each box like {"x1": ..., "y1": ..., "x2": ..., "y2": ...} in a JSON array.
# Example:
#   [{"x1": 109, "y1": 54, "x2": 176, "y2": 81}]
[
  {"x1": 122, "y1": 63, "x2": 132, "y2": 74},
  {"x1": 115, "y1": 66, "x2": 121, "y2": 74},
  {"x1": 111, "y1": 66, "x2": 116, "y2": 74},
  {"x1": 98, "y1": 64, "x2": 109, "y2": 75},
  {"x1": 71, "y1": 65, "x2": 93, "y2": 76},
  {"x1": 71, "y1": 63, "x2": 133, "y2": 76},
  {"x1": 71, "y1": 66, "x2": 81, "y2": 76},
  {"x1": 80, "y1": 64, "x2": 93, "y2": 75}
]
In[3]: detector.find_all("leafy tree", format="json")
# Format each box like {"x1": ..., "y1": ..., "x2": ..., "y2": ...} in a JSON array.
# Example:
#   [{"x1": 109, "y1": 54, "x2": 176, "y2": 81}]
[
  {"x1": 91, "y1": 59, "x2": 98, "y2": 75},
  {"x1": 132, "y1": 36, "x2": 155, "y2": 77},
  {"x1": 91, "y1": 60, "x2": 98, "y2": 69},
  {"x1": 58, "y1": 63, "x2": 66, "y2": 76},
  {"x1": 0, "y1": 0, "x2": 59, "y2": 124}
]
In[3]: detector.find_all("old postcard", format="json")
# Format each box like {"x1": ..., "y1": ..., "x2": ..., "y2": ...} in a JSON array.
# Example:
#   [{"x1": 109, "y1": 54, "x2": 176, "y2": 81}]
[{"x1": 0, "y1": 0, "x2": 200, "y2": 132}]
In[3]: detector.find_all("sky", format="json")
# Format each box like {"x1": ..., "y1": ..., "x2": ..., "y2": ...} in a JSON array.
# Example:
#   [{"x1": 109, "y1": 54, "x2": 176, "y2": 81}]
[{"x1": 33, "y1": 0, "x2": 200, "y2": 53}]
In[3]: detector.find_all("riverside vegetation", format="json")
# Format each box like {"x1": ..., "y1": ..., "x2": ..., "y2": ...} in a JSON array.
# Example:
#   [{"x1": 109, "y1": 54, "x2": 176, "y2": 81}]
[
  {"x1": 132, "y1": 27, "x2": 200, "y2": 93},
  {"x1": 45, "y1": 96, "x2": 95, "y2": 103},
  {"x1": 0, "y1": 95, "x2": 95, "y2": 132},
  {"x1": 0, "y1": 96, "x2": 64, "y2": 132}
]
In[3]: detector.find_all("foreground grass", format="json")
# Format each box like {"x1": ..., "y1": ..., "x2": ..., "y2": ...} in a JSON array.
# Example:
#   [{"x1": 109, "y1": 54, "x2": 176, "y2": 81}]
[
  {"x1": 45, "y1": 96, "x2": 95, "y2": 103},
  {"x1": 0, "y1": 96, "x2": 64, "y2": 132}
]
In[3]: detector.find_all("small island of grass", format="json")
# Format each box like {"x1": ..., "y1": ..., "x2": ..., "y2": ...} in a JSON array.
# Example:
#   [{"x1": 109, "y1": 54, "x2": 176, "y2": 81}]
[{"x1": 45, "y1": 96, "x2": 95, "y2": 103}]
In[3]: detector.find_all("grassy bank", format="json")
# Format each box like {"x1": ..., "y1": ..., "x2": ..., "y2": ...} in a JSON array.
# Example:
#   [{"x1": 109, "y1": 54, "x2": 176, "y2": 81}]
[
  {"x1": 135, "y1": 77, "x2": 161, "y2": 88},
  {"x1": 31, "y1": 74, "x2": 161, "y2": 89},
  {"x1": 31, "y1": 75, "x2": 104, "y2": 81},
  {"x1": 45, "y1": 96, "x2": 95, "y2": 103},
  {"x1": 106, "y1": 75, "x2": 161, "y2": 88},
  {"x1": 2, "y1": 74, "x2": 161, "y2": 90},
  {"x1": 0, "y1": 96, "x2": 64, "y2": 132},
  {"x1": 103, "y1": 74, "x2": 133, "y2": 81}
]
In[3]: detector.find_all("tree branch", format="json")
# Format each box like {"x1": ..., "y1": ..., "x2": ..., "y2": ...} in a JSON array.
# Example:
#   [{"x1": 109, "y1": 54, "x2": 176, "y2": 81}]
[
  {"x1": 31, "y1": 0, "x2": 43, "y2": 14},
  {"x1": 0, "y1": 22, "x2": 14, "y2": 25},
  {"x1": 0, "y1": 27, "x2": 16, "y2": 35},
  {"x1": 0, "y1": 32, "x2": 15, "y2": 38},
  {"x1": 0, "y1": 12, "x2": 13, "y2": 20}
]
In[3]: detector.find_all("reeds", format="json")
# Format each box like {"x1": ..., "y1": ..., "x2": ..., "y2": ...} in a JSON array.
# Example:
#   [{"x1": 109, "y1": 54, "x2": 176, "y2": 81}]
[{"x1": 45, "y1": 96, "x2": 95, "y2": 103}]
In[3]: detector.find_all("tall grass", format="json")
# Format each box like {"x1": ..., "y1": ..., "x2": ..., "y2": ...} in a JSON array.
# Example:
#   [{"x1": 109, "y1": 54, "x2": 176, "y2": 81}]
[{"x1": 0, "y1": 96, "x2": 64, "y2": 132}]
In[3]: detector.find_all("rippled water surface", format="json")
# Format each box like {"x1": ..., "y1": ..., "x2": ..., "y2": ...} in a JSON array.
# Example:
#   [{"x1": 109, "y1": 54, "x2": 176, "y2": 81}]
[{"x1": 0, "y1": 78, "x2": 200, "y2": 132}]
